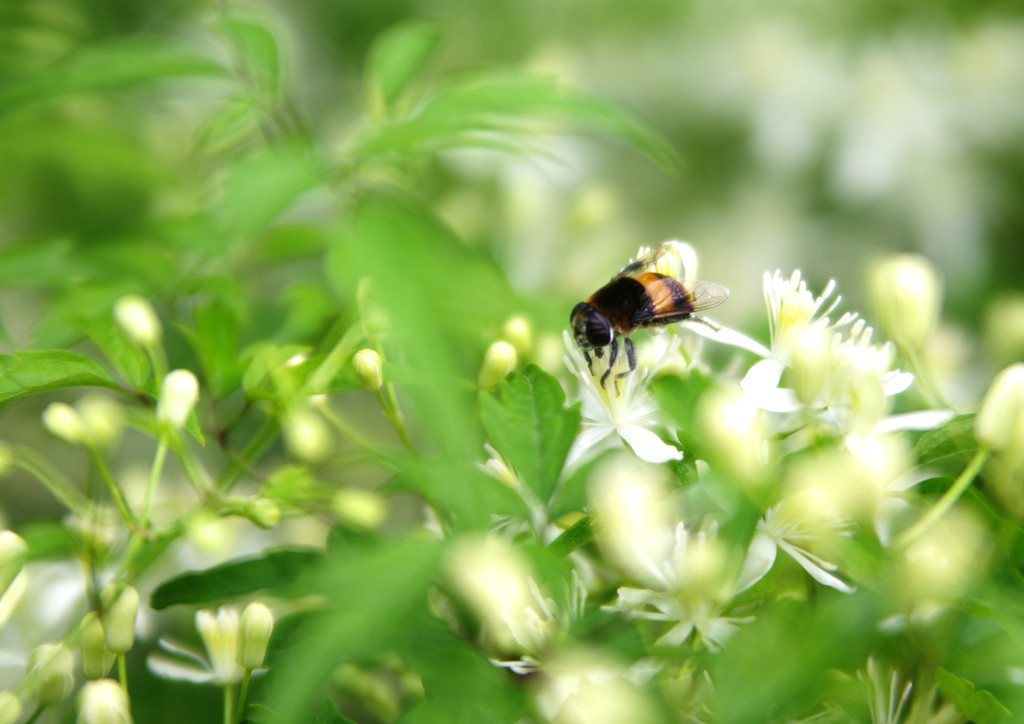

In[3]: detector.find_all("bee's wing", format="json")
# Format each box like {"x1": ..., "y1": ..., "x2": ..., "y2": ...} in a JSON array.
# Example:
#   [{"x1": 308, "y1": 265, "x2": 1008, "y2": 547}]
[
  {"x1": 613, "y1": 245, "x2": 667, "y2": 279},
  {"x1": 631, "y1": 278, "x2": 730, "y2": 325},
  {"x1": 682, "y1": 279, "x2": 730, "y2": 313}
]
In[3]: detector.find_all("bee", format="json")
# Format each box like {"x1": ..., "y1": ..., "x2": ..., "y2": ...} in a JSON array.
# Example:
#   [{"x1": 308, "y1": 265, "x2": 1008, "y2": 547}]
[{"x1": 570, "y1": 244, "x2": 729, "y2": 387}]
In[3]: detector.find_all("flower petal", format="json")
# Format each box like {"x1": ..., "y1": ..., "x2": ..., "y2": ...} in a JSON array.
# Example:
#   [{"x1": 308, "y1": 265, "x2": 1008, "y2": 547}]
[
  {"x1": 882, "y1": 371, "x2": 915, "y2": 396},
  {"x1": 873, "y1": 409, "x2": 955, "y2": 434},
  {"x1": 618, "y1": 424, "x2": 683, "y2": 463},
  {"x1": 741, "y1": 359, "x2": 803, "y2": 412},
  {"x1": 777, "y1": 540, "x2": 856, "y2": 593},
  {"x1": 566, "y1": 425, "x2": 615, "y2": 467},
  {"x1": 734, "y1": 531, "x2": 777, "y2": 593},
  {"x1": 741, "y1": 359, "x2": 785, "y2": 390},
  {"x1": 146, "y1": 654, "x2": 215, "y2": 683},
  {"x1": 688, "y1": 321, "x2": 772, "y2": 357}
]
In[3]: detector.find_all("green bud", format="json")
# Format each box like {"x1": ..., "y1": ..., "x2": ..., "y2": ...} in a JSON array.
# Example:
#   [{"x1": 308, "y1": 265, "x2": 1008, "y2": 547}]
[
  {"x1": 237, "y1": 602, "x2": 274, "y2": 670},
  {"x1": 157, "y1": 369, "x2": 199, "y2": 431},
  {"x1": 77, "y1": 395, "x2": 124, "y2": 449},
  {"x1": 114, "y1": 294, "x2": 161, "y2": 347},
  {"x1": 0, "y1": 531, "x2": 27, "y2": 596},
  {"x1": 353, "y1": 349, "x2": 384, "y2": 392},
  {"x1": 332, "y1": 488, "x2": 387, "y2": 530},
  {"x1": 975, "y1": 363, "x2": 1024, "y2": 456},
  {"x1": 871, "y1": 253, "x2": 942, "y2": 350},
  {"x1": 0, "y1": 443, "x2": 13, "y2": 478},
  {"x1": 246, "y1": 498, "x2": 281, "y2": 529},
  {"x1": 502, "y1": 316, "x2": 533, "y2": 357},
  {"x1": 43, "y1": 402, "x2": 88, "y2": 445},
  {"x1": 0, "y1": 692, "x2": 21, "y2": 724},
  {"x1": 100, "y1": 584, "x2": 139, "y2": 654},
  {"x1": 478, "y1": 341, "x2": 517, "y2": 389},
  {"x1": 282, "y1": 407, "x2": 331, "y2": 463},
  {"x1": 79, "y1": 613, "x2": 115, "y2": 680},
  {"x1": 77, "y1": 679, "x2": 133, "y2": 724},
  {"x1": 26, "y1": 643, "x2": 74, "y2": 707}
]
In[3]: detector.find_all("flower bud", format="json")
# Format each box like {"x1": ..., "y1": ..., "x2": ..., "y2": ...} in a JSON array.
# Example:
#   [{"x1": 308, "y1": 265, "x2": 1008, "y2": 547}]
[
  {"x1": 246, "y1": 498, "x2": 281, "y2": 529},
  {"x1": 157, "y1": 369, "x2": 199, "y2": 430},
  {"x1": 77, "y1": 395, "x2": 124, "y2": 449},
  {"x1": 352, "y1": 349, "x2": 384, "y2": 392},
  {"x1": 697, "y1": 387, "x2": 768, "y2": 485},
  {"x1": 26, "y1": 643, "x2": 74, "y2": 706},
  {"x1": 448, "y1": 535, "x2": 550, "y2": 653},
  {"x1": 871, "y1": 253, "x2": 942, "y2": 350},
  {"x1": 537, "y1": 648, "x2": 658, "y2": 724},
  {"x1": 975, "y1": 363, "x2": 1024, "y2": 454},
  {"x1": 0, "y1": 692, "x2": 21, "y2": 724},
  {"x1": 0, "y1": 531, "x2": 27, "y2": 596},
  {"x1": 590, "y1": 457, "x2": 674, "y2": 587},
  {"x1": 77, "y1": 679, "x2": 132, "y2": 724},
  {"x1": 332, "y1": 488, "x2": 387, "y2": 530},
  {"x1": 478, "y1": 341, "x2": 517, "y2": 388},
  {"x1": 196, "y1": 608, "x2": 243, "y2": 684},
  {"x1": 0, "y1": 570, "x2": 28, "y2": 631},
  {"x1": 237, "y1": 602, "x2": 274, "y2": 670},
  {"x1": 114, "y1": 294, "x2": 161, "y2": 347},
  {"x1": 282, "y1": 407, "x2": 331, "y2": 462},
  {"x1": 100, "y1": 584, "x2": 139, "y2": 654},
  {"x1": 0, "y1": 443, "x2": 13, "y2": 478},
  {"x1": 502, "y1": 316, "x2": 533, "y2": 357},
  {"x1": 80, "y1": 613, "x2": 115, "y2": 680},
  {"x1": 43, "y1": 402, "x2": 88, "y2": 444},
  {"x1": 789, "y1": 326, "x2": 831, "y2": 405}
]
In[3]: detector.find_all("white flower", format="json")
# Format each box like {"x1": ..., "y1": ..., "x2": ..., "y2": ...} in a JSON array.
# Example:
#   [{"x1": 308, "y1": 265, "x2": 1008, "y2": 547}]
[
  {"x1": 742, "y1": 271, "x2": 950, "y2": 436},
  {"x1": 736, "y1": 502, "x2": 856, "y2": 594},
  {"x1": 148, "y1": 607, "x2": 244, "y2": 685},
  {"x1": 564, "y1": 332, "x2": 683, "y2": 465},
  {"x1": 447, "y1": 535, "x2": 560, "y2": 656}
]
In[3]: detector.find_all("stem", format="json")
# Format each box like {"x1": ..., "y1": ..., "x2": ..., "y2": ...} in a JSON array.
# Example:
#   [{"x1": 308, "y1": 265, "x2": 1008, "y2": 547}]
[
  {"x1": 89, "y1": 447, "x2": 140, "y2": 530},
  {"x1": 142, "y1": 439, "x2": 169, "y2": 529},
  {"x1": 12, "y1": 446, "x2": 91, "y2": 516},
  {"x1": 215, "y1": 417, "x2": 278, "y2": 492},
  {"x1": 223, "y1": 684, "x2": 236, "y2": 724},
  {"x1": 234, "y1": 670, "x2": 252, "y2": 724},
  {"x1": 318, "y1": 405, "x2": 384, "y2": 455},
  {"x1": 24, "y1": 705, "x2": 44, "y2": 724},
  {"x1": 118, "y1": 652, "x2": 130, "y2": 698},
  {"x1": 376, "y1": 387, "x2": 415, "y2": 453},
  {"x1": 894, "y1": 448, "x2": 991, "y2": 549},
  {"x1": 904, "y1": 346, "x2": 951, "y2": 411}
]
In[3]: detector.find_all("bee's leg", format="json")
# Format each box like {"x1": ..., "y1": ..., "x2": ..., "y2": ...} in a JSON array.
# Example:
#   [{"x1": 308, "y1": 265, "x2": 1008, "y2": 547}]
[
  {"x1": 582, "y1": 348, "x2": 594, "y2": 373},
  {"x1": 616, "y1": 337, "x2": 636, "y2": 379},
  {"x1": 690, "y1": 316, "x2": 722, "y2": 332},
  {"x1": 601, "y1": 338, "x2": 618, "y2": 389}
]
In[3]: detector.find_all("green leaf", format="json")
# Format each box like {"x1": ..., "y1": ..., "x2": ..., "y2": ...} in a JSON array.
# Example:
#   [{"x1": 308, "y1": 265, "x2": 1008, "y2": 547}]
[
  {"x1": 219, "y1": 16, "x2": 281, "y2": 95},
  {"x1": 479, "y1": 365, "x2": 581, "y2": 505},
  {"x1": 315, "y1": 699, "x2": 358, "y2": 724},
  {"x1": 913, "y1": 414, "x2": 978, "y2": 465},
  {"x1": 0, "y1": 37, "x2": 226, "y2": 112},
  {"x1": 149, "y1": 549, "x2": 322, "y2": 609},
  {"x1": 188, "y1": 297, "x2": 243, "y2": 399},
  {"x1": 218, "y1": 146, "x2": 321, "y2": 240},
  {"x1": 354, "y1": 71, "x2": 678, "y2": 170},
  {"x1": 936, "y1": 667, "x2": 1011, "y2": 724},
  {"x1": 548, "y1": 516, "x2": 593, "y2": 557},
  {"x1": 366, "y1": 22, "x2": 441, "y2": 112},
  {"x1": 0, "y1": 350, "x2": 118, "y2": 403},
  {"x1": 76, "y1": 317, "x2": 151, "y2": 391}
]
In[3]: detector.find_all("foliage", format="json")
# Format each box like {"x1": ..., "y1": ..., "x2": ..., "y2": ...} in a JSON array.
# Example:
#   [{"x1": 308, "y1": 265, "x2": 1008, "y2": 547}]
[{"x1": 1, "y1": 3, "x2": 1024, "y2": 724}]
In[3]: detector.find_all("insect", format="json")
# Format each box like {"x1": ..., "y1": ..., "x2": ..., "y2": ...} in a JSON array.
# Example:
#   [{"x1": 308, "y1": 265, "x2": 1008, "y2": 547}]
[{"x1": 570, "y1": 244, "x2": 729, "y2": 387}]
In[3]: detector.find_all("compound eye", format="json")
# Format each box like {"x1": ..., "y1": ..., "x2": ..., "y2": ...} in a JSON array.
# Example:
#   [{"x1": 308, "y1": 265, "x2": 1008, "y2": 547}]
[{"x1": 586, "y1": 312, "x2": 612, "y2": 347}]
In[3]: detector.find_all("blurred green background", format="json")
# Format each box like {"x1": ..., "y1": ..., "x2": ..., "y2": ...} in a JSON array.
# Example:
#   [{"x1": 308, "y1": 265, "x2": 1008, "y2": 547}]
[{"x1": 2, "y1": 0, "x2": 1024, "y2": 721}]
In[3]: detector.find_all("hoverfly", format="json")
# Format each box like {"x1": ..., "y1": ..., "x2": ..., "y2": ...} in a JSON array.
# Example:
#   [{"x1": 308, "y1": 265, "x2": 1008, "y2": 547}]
[{"x1": 570, "y1": 243, "x2": 729, "y2": 387}]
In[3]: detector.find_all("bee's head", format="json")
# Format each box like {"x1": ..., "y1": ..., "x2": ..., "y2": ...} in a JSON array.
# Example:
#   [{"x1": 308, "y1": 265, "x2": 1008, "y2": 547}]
[{"x1": 570, "y1": 302, "x2": 613, "y2": 350}]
